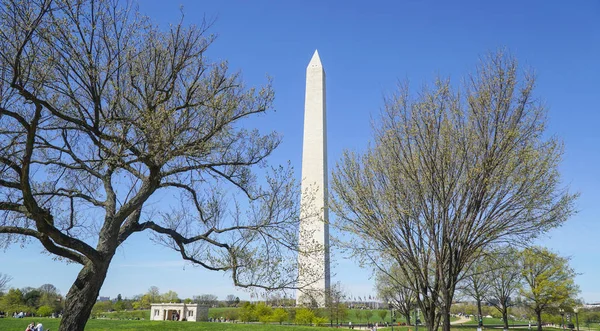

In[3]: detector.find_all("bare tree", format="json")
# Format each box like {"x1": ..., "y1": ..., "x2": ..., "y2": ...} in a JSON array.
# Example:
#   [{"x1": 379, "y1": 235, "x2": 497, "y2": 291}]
[
  {"x1": 376, "y1": 264, "x2": 416, "y2": 326},
  {"x1": 460, "y1": 253, "x2": 492, "y2": 326},
  {"x1": 0, "y1": 273, "x2": 12, "y2": 294},
  {"x1": 325, "y1": 281, "x2": 348, "y2": 326},
  {"x1": 331, "y1": 52, "x2": 577, "y2": 331},
  {"x1": 225, "y1": 294, "x2": 236, "y2": 307},
  {"x1": 147, "y1": 286, "x2": 161, "y2": 303},
  {"x1": 486, "y1": 248, "x2": 522, "y2": 331},
  {"x1": 38, "y1": 283, "x2": 58, "y2": 296},
  {"x1": 38, "y1": 283, "x2": 63, "y2": 311},
  {"x1": 0, "y1": 1, "x2": 304, "y2": 330},
  {"x1": 194, "y1": 294, "x2": 218, "y2": 307}
]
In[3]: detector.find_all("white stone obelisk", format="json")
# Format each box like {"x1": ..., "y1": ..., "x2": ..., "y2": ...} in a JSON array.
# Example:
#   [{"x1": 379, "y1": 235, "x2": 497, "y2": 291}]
[{"x1": 297, "y1": 50, "x2": 330, "y2": 307}]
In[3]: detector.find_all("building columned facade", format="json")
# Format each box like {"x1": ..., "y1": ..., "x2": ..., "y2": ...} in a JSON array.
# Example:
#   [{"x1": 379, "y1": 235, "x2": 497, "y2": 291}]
[{"x1": 150, "y1": 303, "x2": 208, "y2": 322}]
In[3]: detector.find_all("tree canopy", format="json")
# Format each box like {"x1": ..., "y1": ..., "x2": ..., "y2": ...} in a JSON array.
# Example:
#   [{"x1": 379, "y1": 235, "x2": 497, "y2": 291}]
[
  {"x1": 331, "y1": 52, "x2": 577, "y2": 331},
  {"x1": 520, "y1": 247, "x2": 579, "y2": 331}
]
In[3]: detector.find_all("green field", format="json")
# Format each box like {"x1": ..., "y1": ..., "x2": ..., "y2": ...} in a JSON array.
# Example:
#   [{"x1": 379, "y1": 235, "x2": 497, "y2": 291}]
[
  {"x1": 4, "y1": 317, "x2": 590, "y2": 331},
  {"x1": 0, "y1": 318, "x2": 436, "y2": 331},
  {"x1": 460, "y1": 317, "x2": 529, "y2": 325},
  {"x1": 2, "y1": 318, "x2": 324, "y2": 331},
  {"x1": 207, "y1": 307, "x2": 431, "y2": 325},
  {"x1": 97, "y1": 307, "x2": 427, "y2": 325},
  {"x1": 1, "y1": 311, "x2": 543, "y2": 331}
]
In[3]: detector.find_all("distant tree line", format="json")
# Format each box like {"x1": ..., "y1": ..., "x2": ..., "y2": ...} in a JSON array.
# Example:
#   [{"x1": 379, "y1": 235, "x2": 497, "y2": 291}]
[
  {"x1": 377, "y1": 246, "x2": 580, "y2": 331},
  {"x1": 90, "y1": 286, "x2": 252, "y2": 316},
  {"x1": 0, "y1": 276, "x2": 64, "y2": 317}
]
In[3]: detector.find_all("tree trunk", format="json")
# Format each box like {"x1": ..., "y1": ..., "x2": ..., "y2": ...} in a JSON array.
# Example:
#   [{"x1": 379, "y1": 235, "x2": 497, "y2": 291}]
[
  {"x1": 503, "y1": 310, "x2": 509, "y2": 331},
  {"x1": 441, "y1": 290, "x2": 452, "y2": 331},
  {"x1": 60, "y1": 261, "x2": 111, "y2": 331},
  {"x1": 405, "y1": 312, "x2": 411, "y2": 326},
  {"x1": 423, "y1": 313, "x2": 433, "y2": 331},
  {"x1": 441, "y1": 310, "x2": 451, "y2": 331},
  {"x1": 536, "y1": 310, "x2": 543, "y2": 331},
  {"x1": 477, "y1": 299, "x2": 483, "y2": 326},
  {"x1": 422, "y1": 304, "x2": 438, "y2": 331}
]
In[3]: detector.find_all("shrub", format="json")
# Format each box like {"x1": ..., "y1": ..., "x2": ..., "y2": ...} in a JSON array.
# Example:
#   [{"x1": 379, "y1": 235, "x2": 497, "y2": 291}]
[
  {"x1": 313, "y1": 316, "x2": 328, "y2": 326},
  {"x1": 272, "y1": 308, "x2": 289, "y2": 324},
  {"x1": 287, "y1": 308, "x2": 296, "y2": 321},
  {"x1": 222, "y1": 309, "x2": 239, "y2": 321},
  {"x1": 255, "y1": 302, "x2": 273, "y2": 323},
  {"x1": 239, "y1": 302, "x2": 256, "y2": 322},
  {"x1": 37, "y1": 305, "x2": 54, "y2": 317},
  {"x1": 295, "y1": 308, "x2": 315, "y2": 325}
]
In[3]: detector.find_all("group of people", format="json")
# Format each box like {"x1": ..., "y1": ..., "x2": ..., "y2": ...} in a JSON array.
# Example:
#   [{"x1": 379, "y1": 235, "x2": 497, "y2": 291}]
[{"x1": 25, "y1": 322, "x2": 46, "y2": 331}]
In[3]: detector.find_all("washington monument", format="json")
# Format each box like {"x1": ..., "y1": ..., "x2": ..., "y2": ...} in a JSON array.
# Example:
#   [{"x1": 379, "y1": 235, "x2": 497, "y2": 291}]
[{"x1": 297, "y1": 50, "x2": 331, "y2": 306}]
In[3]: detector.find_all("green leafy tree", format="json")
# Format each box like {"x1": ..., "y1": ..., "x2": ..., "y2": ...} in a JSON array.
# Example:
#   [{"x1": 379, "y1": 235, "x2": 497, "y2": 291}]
[
  {"x1": 520, "y1": 247, "x2": 579, "y2": 331},
  {"x1": 132, "y1": 294, "x2": 151, "y2": 310},
  {"x1": 295, "y1": 308, "x2": 315, "y2": 325},
  {"x1": 37, "y1": 305, "x2": 54, "y2": 317},
  {"x1": 140, "y1": 294, "x2": 152, "y2": 308},
  {"x1": 161, "y1": 290, "x2": 180, "y2": 303},
  {"x1": 23, "y1": 289, "x2": 41, "y2": 308},
  {"x1": 272, "y1": 308, "x2": 289, "y2": 324},
  {"x1": 0, "y1": 288, "x2": 24, "y2": 311},
  {"x1": 365, "y1": 310, "x2": 374, "y2": 322},
  {"x1": 38, "y1": 284, "x2": 62, "y2": 313},
  {"x1": 223, "y1": 309, "x2": 239, "y2": 321},
  {"x1": 256, "y1": 302, "x2": 273, "y2": 323},
  {"x1": 113, "y1": 300, "x2": 126, "y2": 311},
  {"x1": 91, "y1": 301, "x2": 113, "y2": 316},
  {"x1": 239, "y1": 302, "x2": 256, "y2": 323},
  {"x1": 0, "y1": 1, "x2": 301, "y2": 331},
  {"x1": 331, "y1": 53, "x2": 577, "y2": 331}
]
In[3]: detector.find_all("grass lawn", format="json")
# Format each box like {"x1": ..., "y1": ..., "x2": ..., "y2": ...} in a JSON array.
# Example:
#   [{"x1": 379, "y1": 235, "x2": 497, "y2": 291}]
[
  {"x1": 208, "y1": 307, "x2": 428, "y2": 325},
  {"x1": 460, "y1": 317, "x2": 528, "y2": 325},
  {"x1": 94, "y1": 310, "x2": 149, "y2": 320},
  {"x1": 94, "y1": 307, "x2": 453, "y2": 326},
  {"x1": 6, "y1": 317, "x2": 592, "y2": 331},
  {"x1": 0, "y1": 317, "x2": 471, "y2": 330},
  {"x1": 1, "y1": 318, "x2": 325, "y2": 331}
]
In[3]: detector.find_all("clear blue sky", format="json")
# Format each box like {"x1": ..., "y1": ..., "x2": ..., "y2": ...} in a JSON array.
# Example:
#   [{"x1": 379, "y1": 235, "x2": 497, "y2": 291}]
[{"x1": 2, "y1": 0, "x2": 599, "y2": 303}]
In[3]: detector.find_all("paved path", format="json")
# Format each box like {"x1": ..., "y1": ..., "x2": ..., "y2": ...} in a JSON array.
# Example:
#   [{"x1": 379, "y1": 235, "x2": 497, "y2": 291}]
[{"x1": 451, "y1": 316, "x2": 472, "y2": 325}]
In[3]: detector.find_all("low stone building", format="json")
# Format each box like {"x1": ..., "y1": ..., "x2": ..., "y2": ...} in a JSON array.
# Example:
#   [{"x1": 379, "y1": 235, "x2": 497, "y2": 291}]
[{"x1": 150, "y1": 303, "x2": 208, "y2": 322}]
